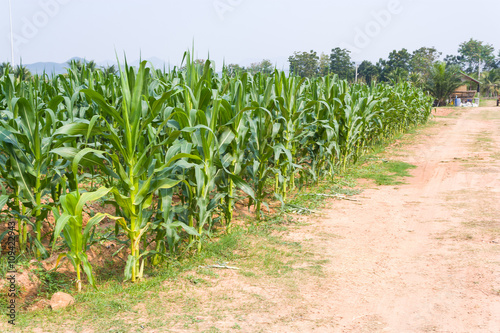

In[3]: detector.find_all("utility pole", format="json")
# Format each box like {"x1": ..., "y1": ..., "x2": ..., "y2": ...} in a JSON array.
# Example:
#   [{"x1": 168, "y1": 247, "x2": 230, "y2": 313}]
[
  {"x1": 355, "y1": 64, "x2": 358, "y2": 83},
  {"x1": 8, "y1": 0, "x2": 15, "y2": 67},
  {"x1": 478, "y1": 56, "x2": 481, "y2": 79},
  {"x1": 478, "y1": 56, "x2": 481, "y2": 104}
]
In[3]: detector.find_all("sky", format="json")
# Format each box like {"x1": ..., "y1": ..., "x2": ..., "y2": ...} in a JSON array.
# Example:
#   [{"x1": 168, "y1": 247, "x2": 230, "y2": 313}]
[{"x1": 1, "y1": 0, "x2": 499, "y2": 69}]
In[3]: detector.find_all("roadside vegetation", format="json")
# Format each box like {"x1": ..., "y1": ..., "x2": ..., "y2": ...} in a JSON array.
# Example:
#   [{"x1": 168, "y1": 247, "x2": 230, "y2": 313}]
[
  {"x1": 0, "y1": 48, "x2": 433, "y2": 307},
  {"x1": 2, "y1": 125, "x2": 422, "y2": 331}
]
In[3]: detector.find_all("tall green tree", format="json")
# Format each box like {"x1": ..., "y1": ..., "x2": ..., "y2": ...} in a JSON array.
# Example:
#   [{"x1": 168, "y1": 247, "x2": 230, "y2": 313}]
[
  {"x1": 318, "y1": 53, "x2": 330, "y2": 76},
  {"x1": 458, "y1": 38, "x2": 495, "y2": 73},
  {"x1": 411, "y1": 47, "x2": 441, "y2": 73},
  {"x1": 358, "y1": 60, "x2": 378, "y2": 85},
  {"x1": 225, "y1": 63, "x2": 246, "y2": 76},
  {"x1": 329, "y1": 48, "x2": 354, "y2": 80},
  {"x1": 387, "y1": 48, "x2": 412, "y2": 73},
  {"x1": 288, "y1": 50, "x2": 319, "y2": 78},
  {"x1": 444, "y1": 54, "x2": 462, "y2": 67},
  {"x1": 375, "y1": 48, "x2": 412, "y2": 82},
  {"x1": 249, "y1": 59, "x2": 273, "y2": 74},
  {"x1": 408, "y1": 47, "x2": 441, "y2": 87},
  {"x1": 376, "y1": 59, "x2": 388, "y2": 82}
]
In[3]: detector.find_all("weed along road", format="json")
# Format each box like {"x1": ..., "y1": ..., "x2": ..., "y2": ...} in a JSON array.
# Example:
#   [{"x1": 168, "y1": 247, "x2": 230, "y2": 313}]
[{"x1": 3, "y1": 106, "x2": 499, "y2": 332}]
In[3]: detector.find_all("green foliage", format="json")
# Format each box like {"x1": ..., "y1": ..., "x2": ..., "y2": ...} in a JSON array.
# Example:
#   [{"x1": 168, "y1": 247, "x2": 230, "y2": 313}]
[
  {"x1": 358, "y1": 61, "x2": 379, "y2": 85},
  {"x1": 352, "y1": 160, "x2": 416, "y2": 185},
  {"x1": 458, "y1": 38, "x2": 496, "y2": 73},
  {"x1": 0, "y1": 62, "x2": 13, "y2": 77},
  {"x1": 480, "y1": 68, "x2": 500, "y2": 97},
  {"x1": 411, "y1": 47, "x2": 442, "y2": 74},
  {"x1": 52, "y1": 186, "x2": 116, "y2": 291},
  {"x1": 288, "y1": 50, "x2": 319, "y2": 78},
  {"x1": 0, "y1": 51, "x2": 433, "y2": 291},
  {"x1": 318, "y1": 53, "x2": 330, "y2": 76},
  {"x1": 225, "y1": 63, "x2": 246, "y2": 77},
  {"x1": 329, "y1": 47, "x2": 354, "y2": 80},
  {"x1": 376, "y1": 48, "x2": 412, "y2": 83},
  {"x1": 425, "y1": 62, "x2": 463, "y2": 106},
  {"x1": 248, "y1": 59, "x2": 273, "y2": 75}
]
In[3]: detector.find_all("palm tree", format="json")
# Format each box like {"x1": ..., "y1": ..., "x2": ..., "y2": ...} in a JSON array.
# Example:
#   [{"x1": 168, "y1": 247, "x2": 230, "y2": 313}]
[
  {"x1": 67, "y1": 59, "x2": 96, "y2": 72},
  {"x1": 101, "y1": 64, "x2": 118, "y2": 76},
  {"x1": 425, "y1": 62, "x2": 463, "y2": 106},
  {"x1": 0, "y1": 62, "x2": 13, "y2": 76},
  {"x1": 480, "y1": 69, "x2": 500, "y2": 97},
  {"x1": 14, "y1": 64, "x2": 31, "y2": 81},
  {"x1": 409, "y1": 72, "x2": 425, "y2": 88},
  {"x1": 387, "y1": 67, "x2": 409, "y2": 84},
  {"x1": 86, "y1": 60, "x2": 97, "y2": 71}
]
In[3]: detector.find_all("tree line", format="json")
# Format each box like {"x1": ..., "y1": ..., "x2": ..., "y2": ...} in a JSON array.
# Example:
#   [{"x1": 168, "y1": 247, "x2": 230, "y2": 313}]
[
  {"x1": 284, "y1": 39, "x2": 500, "y2": 104},
  {"x1": 287, "y1": 39, "x2": 499, "y2": 83}
]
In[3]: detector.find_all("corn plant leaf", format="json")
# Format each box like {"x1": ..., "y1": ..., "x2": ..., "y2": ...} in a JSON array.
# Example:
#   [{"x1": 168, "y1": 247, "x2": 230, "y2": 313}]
[
  {"x1": 51, "y1": 147, "x2": 110, "y2": 176},
  {"x1": 33, "y1": 237, "x2": 49, "y2": 258},
  {"x1": 54, "y1": 122, "x2": 101, "y2": 137},
  {"x1": 227, "y1": 173, "x2": 255, "y2": 199},
  {"x1": 76, "y1": 187, "x2": 112, "y2": 217},
  {"x1": 0, "y1": 195, "x2": 8, "y2": 209},
  {"x1": 162, "y1": 221, "x2": 200, "y2": 236},
  {"x1": 82, "y1": 214, "x2": 109, "y2": 248},
  {"x1": 165, "y1": 153, "x2": 201, "y2": 167},
  {"x1": 54, "y1": 252, "x2": 68, "y2": 270},
  {"x1": 81, "y1": 89, "x2": 124, "y2": 127},
  {"x1": 109, "y1": 188, "x2": 135, "y2": 219},
  {"x1": 218, "y1": 129, "x2": 235, "y2": 154},
  {"x1": 52, "y1": 211, "x2": 72, "y2": 250},
  {"x1": 79, "y1": 253, "x2": 97, "y2": 289},
  {"x1": 150, "y1": 178, "x2": 183, "y2": 194},
  {"x1": 13, "y1": 98, "x2": 36, "y2": 143},
  {"x1": 124, "y1": 255, "x2": 136, "y2": 281},
  {"x1": 72, "y1": 148, "x2": 107, "y2": 178},
  {"x1": 47, "y1": 95, "x2": 64, "y2": 112},
  {"x1": 10, "y1": 154, "x2": 36, "y2": 204},
  {"x1": 0, "y1": 127, "x2": 21, "y2": 147}
]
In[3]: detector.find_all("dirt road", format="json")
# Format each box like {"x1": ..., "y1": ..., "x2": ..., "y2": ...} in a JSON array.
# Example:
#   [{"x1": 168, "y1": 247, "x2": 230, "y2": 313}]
[{"x1": 274, "y1": 106, "x2": 500, "y2": 332}]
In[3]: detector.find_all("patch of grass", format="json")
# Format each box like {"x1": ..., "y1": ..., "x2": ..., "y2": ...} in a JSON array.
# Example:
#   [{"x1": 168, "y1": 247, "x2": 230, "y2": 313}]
[
  {"x1": 351, "y1": 160, "x2": 417, "y2": 185},
  {"x1": 469, "y1": 132, "x2": 495, "y2": 155},
  {"x1": 31, "y1": 263, "x2": 73, "y2": 299},
  {"x1": 15, "y1": 218, "x2": 321, "y2": 331}
]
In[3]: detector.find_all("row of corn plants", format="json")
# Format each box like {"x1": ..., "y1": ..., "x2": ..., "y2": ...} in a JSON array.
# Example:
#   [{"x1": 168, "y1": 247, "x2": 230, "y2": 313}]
[{"x1": 0, "y1": 54, "x2": 433, "y2": 290}]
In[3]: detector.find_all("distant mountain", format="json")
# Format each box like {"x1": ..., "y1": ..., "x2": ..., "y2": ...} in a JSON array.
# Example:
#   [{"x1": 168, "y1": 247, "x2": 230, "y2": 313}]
[
  {"x1": 25, "y1": 61, "x2": 67, "y2": 75},
  {"x1": 24, "y1": 57, "x2": 170, "y2": 75}
]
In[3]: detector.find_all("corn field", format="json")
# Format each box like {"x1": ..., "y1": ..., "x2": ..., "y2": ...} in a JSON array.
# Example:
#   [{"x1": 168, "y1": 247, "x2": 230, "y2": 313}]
[{"x1": 0, "y1": 54, "x2": 433, "y2": 290}]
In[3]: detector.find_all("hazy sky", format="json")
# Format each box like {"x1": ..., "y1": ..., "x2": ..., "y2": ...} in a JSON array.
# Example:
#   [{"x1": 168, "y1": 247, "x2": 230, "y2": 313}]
[{"x1": 1, "y1": 0, "x2": 499, "y2": 69}]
